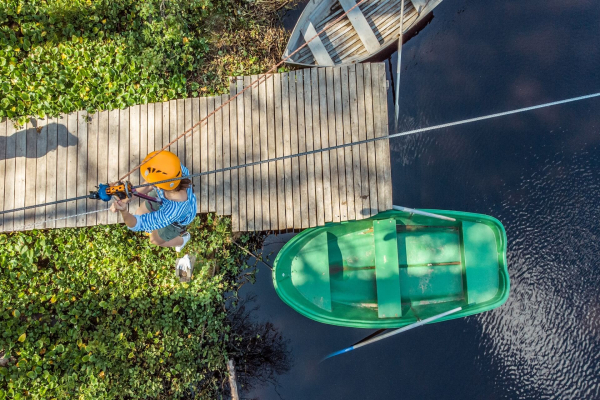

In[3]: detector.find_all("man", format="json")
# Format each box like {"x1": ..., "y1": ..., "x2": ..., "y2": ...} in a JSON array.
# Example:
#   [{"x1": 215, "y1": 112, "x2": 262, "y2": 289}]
[{"x1": 110, "y1": 150, "x2": 197, "y2": 252}]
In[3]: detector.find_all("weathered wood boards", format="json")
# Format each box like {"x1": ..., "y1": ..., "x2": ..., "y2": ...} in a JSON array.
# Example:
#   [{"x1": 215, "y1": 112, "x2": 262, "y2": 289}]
[{"x1": 0, "y1": 63, "x2": 392, "y2": 233}]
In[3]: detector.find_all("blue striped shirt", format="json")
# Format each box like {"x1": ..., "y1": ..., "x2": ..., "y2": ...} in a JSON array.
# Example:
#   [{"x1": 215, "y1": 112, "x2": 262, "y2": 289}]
[{"x1": 130, "y1": 165, "x2": 197, "y2": 233}]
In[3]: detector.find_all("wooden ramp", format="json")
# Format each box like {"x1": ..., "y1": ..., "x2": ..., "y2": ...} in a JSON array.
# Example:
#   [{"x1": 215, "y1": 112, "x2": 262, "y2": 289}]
[{"x1": 0, "y1": 63, "x2": 392, "y2": 233}]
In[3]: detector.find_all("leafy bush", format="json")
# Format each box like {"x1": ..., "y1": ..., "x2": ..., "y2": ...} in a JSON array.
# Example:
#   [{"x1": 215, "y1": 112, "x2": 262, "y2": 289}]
[
  {"x1": 0, "y1": 0, "x2": 291, "y2": 124},
  {"x1": 0, "y1": 215, "x2": 250, "y2": 399}
]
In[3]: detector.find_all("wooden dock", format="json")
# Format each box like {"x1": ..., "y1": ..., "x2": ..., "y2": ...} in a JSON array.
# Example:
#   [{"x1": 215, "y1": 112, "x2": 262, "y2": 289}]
[{"x1": 0, "y1": 63, "x2": 392, "y2": 233}]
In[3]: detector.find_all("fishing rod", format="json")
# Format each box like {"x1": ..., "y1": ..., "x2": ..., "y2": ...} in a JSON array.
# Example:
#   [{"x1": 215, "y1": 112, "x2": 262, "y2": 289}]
[{"x1": 2, "y1": 90, "x2": 600, "y2": 217}]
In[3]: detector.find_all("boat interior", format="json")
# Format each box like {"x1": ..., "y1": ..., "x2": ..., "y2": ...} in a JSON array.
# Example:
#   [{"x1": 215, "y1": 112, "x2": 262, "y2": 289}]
[
  {"x1": 286, "y1": 0, "x2": 442, "y2": 66},
  {"x1": 288, "y1": 214, "x2": 504, "y2": 323}
]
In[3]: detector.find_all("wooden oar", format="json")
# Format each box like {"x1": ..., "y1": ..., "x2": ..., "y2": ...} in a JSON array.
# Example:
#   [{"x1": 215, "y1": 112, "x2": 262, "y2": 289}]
[
  {"x1": 393, "y1": 205, "x2": 457, "y2": 222},
  {"x1": 321, "y1": 307, "x2": 462, "y2": 361}
]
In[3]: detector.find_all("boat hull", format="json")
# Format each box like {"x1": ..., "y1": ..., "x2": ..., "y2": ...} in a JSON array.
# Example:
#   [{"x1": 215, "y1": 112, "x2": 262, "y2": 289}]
[
  {"x1": 283, "y1": 0, "x2": 444, "y2": 67},
  {"x1": 272, "y1": 209, "x2": 510, "y2": 328}
]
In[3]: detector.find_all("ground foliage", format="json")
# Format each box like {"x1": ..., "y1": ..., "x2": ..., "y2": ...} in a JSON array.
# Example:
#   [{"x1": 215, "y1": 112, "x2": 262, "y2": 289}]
[
  {"x1": 0, "y1": 214, "x2": 261, "y2": 399},
  {"x1": 0, "y1": 0, "x2": 292, "y2": 125}
]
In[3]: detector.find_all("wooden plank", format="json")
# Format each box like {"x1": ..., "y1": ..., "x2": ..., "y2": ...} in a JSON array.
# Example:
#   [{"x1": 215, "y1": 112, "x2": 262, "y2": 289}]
[
  {"x1": 244, "y1": 76, "x2": 254, "y2": 231},
  {"x1": 281, "y1": 73, "x2": 294, "y2": 229},
  {"x1": 35, "y1": 118, "x2": 48, "y2": 228},
  {"x1": 326, "y1": 68, "x2": 341, "y2": 223},
  {"x1": 318, "y1": 68, "x2": 333, "y2": 223},
  {"x1": 199, "y1": 97, "x2": 209, "y2": 213},
  {"x1": 333, "y1": 68, "x2": 348, "y2": 222},
  {"x1": 273, "y1": 74, "x2": 286, "y2": 230},
  {"x1": 177, "y1": 99, "x2": 186, "y2": 166},
  {"x1": 76, "y1": 111, "x2": 88, "y2": 227},
  {"x1": 229, "y1": 82, "x2": 239, "y2": 230},
  {"x1": 117, "y1": 108, "x2": 129, "y2": 224},
  {"x1": 154, "y1": 103, "x2": 163, "y2": 152},
  {"x1": 288, "y1": 72, "x2": 301, "y2": 229},
  {"x1": 215, "y1": 96, "x2": 224, "y2": 215},
  {"x1": 3, "y1": 121, "x2": 17, "y2": 231},
  {"x1": 107, "y1": 110, "x2": 119, "y2": 224},
  {"x1": 96, "y1": 112, "x2": 109, "y2": 225},
  {"x1": 222, "y1": 94, "x2": 231, "y2": 216},
  {"x1": 304, "y1": 69, "x2": 317, "y2": 227},
  {"x1": 341, "y1": 66, "x2": 356, "y2": 220},
  {"x1": 129, "y1": 105, "x2": 140, "y2": 211},
  {"x1": 301, "y1": 22, "x2": 335, "y2": 67},
  {"x1": 0, "y1": 120, "x2": 7, "y2": 231},
  {"x1": 66, "y1": 112, "x2": 78, "y2": 228},
  {"x1": 373, "y1": 63, "x2": 389, "y2": 211},
  {"x1": 169, "y1": 100, "x2": 178, "y2": 155},
  {"x1": 199, "y1": 97, "x2": 208, "y2": 213},
  {"x1": 253, "y1": 75, "x2": 264, "y2": 230},
  {"x1": 141, "y1": 104, "x2": 148, "y2": 159},
  {"x1": 363, "y1": 63, "x2": 379, "y2": 216},
  {"x1": 86, "y1": 112, "x2": 98, "y2": 226},
  {"x1": 54, "y1": 116, "x2": 67, "y2": 228},
  {"x1": 43, "y1": 118, "x2": 57, "y2": 229},
  {"x1": 296, "y1": 71, "x2": 309, "y2": 229},
  {"x1": 24, "y1": 121, "x2": 37, "y2": 229},
  {"x1": 348, "y1": 65, "x2": 363, "y2": 220},
  {"x1": 311, "y1": 69, "x2": 325, "y2": 226},
  {"x1": 260, "y1": 75, "x2": 271, "y2": 230},
  {"x1": 338, "y1": 0, "x2": 380, "y2": 54},
  {"x1": 162, "y1": 101, "x2": 170, "y2": 150},
  {"x1": 184, "y1": 98, "x2": 193, "y2": 192},
  {"x1": 267, "y1": 74, "x2": 279, "y2": 230},
  {"x1": 191, "y1": 97, "x2": 201, "y2": 210},
  {"x1": 207, "y1": 97, "x2": 216, "y2": 212},
  {"x1": 146, "y1": 103, "x2": 154, "y2": 155},
  {"x1": 356, "y1": 64, "x2": 370, "y2": 219},
  {"x1": 140, "y1": 103, "x2": 149, "y2": 213},
  {"x1": 378, "y1": 63, "x2": 393, "y2": 210},
  {"x1": 235, "y1": 78, "x2": 247, "y2": 232}
]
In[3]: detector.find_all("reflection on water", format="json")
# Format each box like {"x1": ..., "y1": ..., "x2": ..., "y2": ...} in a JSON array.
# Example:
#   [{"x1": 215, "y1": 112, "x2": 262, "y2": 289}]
[{"x1": 241, "y1": 0, "x2": 600, "y2": 398}]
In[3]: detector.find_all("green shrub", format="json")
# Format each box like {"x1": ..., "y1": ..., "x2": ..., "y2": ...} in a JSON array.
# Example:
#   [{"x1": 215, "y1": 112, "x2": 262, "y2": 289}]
[
  {"x1": 0, "y1": 0, "x2": 290, "y2": 125},
  {"x1": 0, "y1": 215, "x2": 248, "y2": 399}
]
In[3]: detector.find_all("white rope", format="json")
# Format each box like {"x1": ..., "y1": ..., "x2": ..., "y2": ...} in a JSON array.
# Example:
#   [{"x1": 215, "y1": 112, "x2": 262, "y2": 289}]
[
  {"x1": 137, "y1": 90, "x2": 600, "y2": 188},
  {"x1": 390, "y1": 92, "x2": 600, "y2": 139},
  {"x1": 5, "y1": 208, "x2": 111, "y2": 232}
]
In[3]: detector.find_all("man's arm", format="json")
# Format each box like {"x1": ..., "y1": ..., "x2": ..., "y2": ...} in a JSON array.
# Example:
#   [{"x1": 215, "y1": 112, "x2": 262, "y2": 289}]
[{"x1": 110, "y1": 199, "x2": 136, "y2": 228}]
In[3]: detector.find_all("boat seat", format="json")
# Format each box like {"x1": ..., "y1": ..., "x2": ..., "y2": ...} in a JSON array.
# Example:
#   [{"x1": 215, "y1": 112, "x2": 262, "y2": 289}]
[
  {"x1": 292, "y1": 231, "x2": 332, "y2": 311},
  {"x1": 374, "y1": 218, "x2": 403, "y2": 318},
  {"x1": 462, "y1": 222, "x2": 500, "y2": 304},
  {"x1": 338, "y1": 0, "x2": 380, "y2": 54},
  {"x1": 301, "y1": 22, "x2": 335, "y2": 66}
]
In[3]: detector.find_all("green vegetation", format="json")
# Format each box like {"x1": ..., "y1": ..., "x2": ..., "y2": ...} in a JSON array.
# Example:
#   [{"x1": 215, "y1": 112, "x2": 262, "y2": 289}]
[
  {"x1": 0, "y1": 0, "x2": 291, "y2": 124},
  {"x1": 0, "y1": 215, "x2": 258, "y2": 399},
  {"x1": 0, "y1": 0, "x2": 293, "y2": 396}
]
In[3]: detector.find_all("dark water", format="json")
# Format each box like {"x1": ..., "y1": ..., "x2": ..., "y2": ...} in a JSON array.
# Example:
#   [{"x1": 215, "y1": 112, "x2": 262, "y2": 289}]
[{"x1": 240, "y1": 0, "x2": 600, "y2": 398}]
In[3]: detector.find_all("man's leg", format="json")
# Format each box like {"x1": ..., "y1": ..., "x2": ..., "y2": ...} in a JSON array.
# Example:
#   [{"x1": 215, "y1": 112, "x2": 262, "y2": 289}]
[{"x1": 149, "y1": 231, "x2": 184, "y2": 248}]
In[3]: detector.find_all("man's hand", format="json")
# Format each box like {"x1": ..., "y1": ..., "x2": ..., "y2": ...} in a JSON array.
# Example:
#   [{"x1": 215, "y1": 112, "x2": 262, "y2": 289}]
[{"x1": 110, "y1": 198, "x2": 130, "y2": 213}]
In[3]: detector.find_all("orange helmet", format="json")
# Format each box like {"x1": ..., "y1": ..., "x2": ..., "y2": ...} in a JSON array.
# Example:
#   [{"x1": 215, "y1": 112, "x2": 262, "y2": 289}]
[{"x1": 141, "y1": 150, "x2": 182, "y2": 190}]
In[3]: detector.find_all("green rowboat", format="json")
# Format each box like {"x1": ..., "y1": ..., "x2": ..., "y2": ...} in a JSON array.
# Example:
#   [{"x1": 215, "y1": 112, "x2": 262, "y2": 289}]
[{"x1": 272, "y1": 207, "x2": 510, "y2": 328}]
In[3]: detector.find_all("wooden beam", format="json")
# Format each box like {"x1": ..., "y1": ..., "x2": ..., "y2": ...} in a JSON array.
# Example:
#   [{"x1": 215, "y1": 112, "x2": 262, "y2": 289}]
[
  {"x1": 301, "y1": 22, "x2": 335, "y2": 66},
  {"x1": 338, "y1": 0, "x2": 380, "y2": 54}
]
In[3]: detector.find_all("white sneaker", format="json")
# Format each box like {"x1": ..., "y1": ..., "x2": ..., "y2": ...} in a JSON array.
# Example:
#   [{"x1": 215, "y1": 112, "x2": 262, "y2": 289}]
[
  {"x1": 176, "y1": 254, "x2": 196, "y2": 282},
  {"x1": 175, "y1": 232, "x2": 191, "y2": 253}
]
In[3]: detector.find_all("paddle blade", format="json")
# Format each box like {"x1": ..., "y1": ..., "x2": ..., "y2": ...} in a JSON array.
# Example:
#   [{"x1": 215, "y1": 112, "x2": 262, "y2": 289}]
[{"x1": 321, "y1": 346, "x2": 354, "y2": 362}]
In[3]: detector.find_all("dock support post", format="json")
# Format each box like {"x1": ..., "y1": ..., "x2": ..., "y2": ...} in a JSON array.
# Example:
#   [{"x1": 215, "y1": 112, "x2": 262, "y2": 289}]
[
  {"x1": 227, "y1": 359, "x2": 240, "y2": 400},
  {"x1": 394, "y1": 0, "x2": 406, "y2": 130}
]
